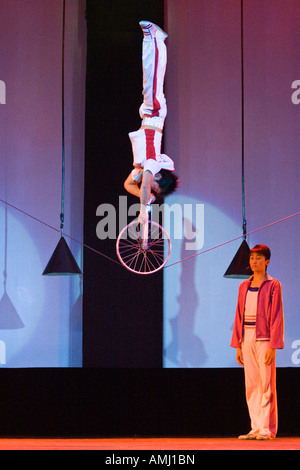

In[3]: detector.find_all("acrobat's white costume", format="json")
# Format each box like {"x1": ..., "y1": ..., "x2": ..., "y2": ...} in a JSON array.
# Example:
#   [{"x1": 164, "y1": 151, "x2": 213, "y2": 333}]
[{"x1": 129, "y1": 21, "x2": 174, "y2": 180}]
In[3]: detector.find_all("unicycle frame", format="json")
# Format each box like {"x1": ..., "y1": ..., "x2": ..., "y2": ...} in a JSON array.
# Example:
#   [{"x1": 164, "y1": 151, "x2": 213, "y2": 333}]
[{"x1": 140, "y1": 202, "x2": 152, "y2": 251}]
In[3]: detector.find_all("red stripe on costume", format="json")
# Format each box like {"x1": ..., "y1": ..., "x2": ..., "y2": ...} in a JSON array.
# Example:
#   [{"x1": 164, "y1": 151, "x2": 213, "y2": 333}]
[
  {"x1": 151, "y1": 39, "x2": 160, "y2": 117},
  {"x1": 145, "y1": 129, "x2": 156, "y2": 160}
]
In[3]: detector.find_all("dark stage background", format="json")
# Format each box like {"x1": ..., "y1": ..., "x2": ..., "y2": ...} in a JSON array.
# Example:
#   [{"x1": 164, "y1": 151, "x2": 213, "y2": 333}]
[
  {"x1": 0, "y1": 367, "x2": 299, "y2": 437},
  {"x1": 82, "y1": 0, "x2": 165, "y2": 368}
]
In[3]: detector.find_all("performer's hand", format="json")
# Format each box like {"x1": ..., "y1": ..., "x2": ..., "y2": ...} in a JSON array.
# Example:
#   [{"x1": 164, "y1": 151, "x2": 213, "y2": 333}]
[
  {"x1": 131, "y1": 168, "x2": 143, "y2": 182},
  {"x1": 236, "y1": 348, "x2": 244, "y2": 367},
  {"x1": 264, "y1": 348, "x2": 276, "y2": 365}
]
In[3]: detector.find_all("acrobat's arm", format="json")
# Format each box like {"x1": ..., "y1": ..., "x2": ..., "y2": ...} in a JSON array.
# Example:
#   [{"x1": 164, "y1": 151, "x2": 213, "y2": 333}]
[
  {"x1": 124, "y1": 168, "x2": 154, "y2": 224},
  {"x1": 124, "y1": 171, "x2": 141, "y2": 199},
  {"x1": 138, "y1": 170, "x2": 153, "y2": 224}
]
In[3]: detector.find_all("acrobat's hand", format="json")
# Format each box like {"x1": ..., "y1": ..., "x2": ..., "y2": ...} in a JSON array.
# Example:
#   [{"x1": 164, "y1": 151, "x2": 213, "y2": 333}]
[
  {"x1": 138, "y1": 211, "x2": 148, "y2": 225},
  {"x1": 131, "y1": 167, "x2": 143, "y2": 182}
]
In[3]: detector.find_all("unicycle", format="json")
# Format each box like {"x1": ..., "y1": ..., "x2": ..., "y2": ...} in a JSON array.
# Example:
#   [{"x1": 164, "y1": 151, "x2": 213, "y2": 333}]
[{"x1": 116, "y1": 202, "x2": 171, "y2": 274}]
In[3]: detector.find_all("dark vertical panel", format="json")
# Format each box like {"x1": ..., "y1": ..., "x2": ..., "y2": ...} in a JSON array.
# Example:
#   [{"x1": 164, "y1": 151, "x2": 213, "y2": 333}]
[{"x1": 83, "y1": 0, "x2": 165, "y2": 367}]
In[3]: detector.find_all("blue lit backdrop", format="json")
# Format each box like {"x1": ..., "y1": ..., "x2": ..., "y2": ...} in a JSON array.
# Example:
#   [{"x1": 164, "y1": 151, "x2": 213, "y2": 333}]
[
  {"x1": 164, "y1": 0, "x2": 300, "y2": 368},
  {"x1": 0, "y1": 0, "x2": 86, "y2": 367}
]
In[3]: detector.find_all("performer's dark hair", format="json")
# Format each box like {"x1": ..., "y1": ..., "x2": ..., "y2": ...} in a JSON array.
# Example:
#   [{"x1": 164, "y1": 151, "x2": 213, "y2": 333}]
[
  {"x1": 157, "y1": 169, "x2": 179, "y2": 196},
  {"x1": 249, "y1": 244, "x2": 271, "y2": 261}
]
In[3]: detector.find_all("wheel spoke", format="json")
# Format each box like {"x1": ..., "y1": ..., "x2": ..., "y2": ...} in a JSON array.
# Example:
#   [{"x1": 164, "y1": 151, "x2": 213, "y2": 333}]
[{"x1": 116, "y1": 219, "x2": 171, "y2": 274}]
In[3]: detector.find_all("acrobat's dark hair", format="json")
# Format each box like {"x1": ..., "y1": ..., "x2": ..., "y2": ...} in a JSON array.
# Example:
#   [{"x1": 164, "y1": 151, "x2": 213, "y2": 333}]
[
  {"x1": 249, "y1": 244, "x2": 271, "y2": 261},
  {"x1": 157, "y1": 169, "x2": 179, "y2": 196}
]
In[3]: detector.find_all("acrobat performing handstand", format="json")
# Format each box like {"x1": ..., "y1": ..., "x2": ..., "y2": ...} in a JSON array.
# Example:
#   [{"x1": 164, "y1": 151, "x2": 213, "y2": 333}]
[{"x1": 124, "y1": 21, "x2": 178, "y2": 224}]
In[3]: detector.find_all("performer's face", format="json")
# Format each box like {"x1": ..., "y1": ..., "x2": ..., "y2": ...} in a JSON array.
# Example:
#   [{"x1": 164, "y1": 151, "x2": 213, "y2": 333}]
[
  {"x1": 151, "y1": 180, "x2": 162, "y2": 195},
  {"x1": 249, "y1": 252, "x2": 270, "y2": 274},
  {"x1": 151, "y1": 174, "x2": 163, "y2": 195}
]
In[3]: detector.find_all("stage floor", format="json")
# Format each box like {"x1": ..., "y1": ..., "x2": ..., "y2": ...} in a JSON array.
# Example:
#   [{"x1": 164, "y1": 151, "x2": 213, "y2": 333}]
[{"x1": 0, "y1": 437, "x2": 298, "y2": 450}]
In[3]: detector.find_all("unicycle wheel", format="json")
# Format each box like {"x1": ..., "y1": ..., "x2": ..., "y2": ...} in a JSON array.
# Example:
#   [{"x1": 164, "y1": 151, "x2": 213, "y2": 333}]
[{"x1": 116, "y1": 219, "x2": 171, "y2": 274}]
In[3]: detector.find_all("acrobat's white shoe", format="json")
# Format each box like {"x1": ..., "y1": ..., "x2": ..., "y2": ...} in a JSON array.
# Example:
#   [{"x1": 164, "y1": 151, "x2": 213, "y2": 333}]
[{"x1": 139, "y1": 21, "x2": 168, "y2": 40}]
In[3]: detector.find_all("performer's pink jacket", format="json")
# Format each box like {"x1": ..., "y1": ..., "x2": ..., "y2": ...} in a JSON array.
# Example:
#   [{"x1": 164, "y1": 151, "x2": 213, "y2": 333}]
[{"x1": 230, "y1": 274, "x2": 284, "y2": 350}]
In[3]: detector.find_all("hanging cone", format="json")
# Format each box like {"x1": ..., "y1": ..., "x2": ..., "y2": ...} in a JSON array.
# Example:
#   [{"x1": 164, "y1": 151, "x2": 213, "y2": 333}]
[
  {"x1": 42, "y1": 236, "x2": 82, "y2": 275},
  {"x1": 224, "y1": 239, "x2": 252, "y2": 279},
  {"x1": 0, "y1": 292, "x2": 25, "y2": 329}
]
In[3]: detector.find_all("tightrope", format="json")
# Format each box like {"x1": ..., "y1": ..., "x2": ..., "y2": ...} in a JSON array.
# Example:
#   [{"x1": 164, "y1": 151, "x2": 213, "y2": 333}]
[
  {"x1": 1, "y1": 197, "x2": 300, "y2": 270},
  {"x1": 165, "y1": 210, "x2": 300, "y2": 268},
  {"x1": 0, "y1": 197, "x2": 121, "y2": 266}
]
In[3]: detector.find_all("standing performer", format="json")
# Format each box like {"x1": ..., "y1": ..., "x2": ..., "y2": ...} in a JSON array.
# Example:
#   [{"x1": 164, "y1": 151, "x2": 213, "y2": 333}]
[
  {"x1": 230, "y1": 245, "x2": 284, "y2": 440},
  {"x1": 124, "y1": 21, "x2": 178, "y2": 224}
]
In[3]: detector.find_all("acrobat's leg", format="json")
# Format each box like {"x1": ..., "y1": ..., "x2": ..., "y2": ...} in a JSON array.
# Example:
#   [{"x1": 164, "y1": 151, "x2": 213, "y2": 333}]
[
  {"x1": 139, "y1": 21, "x2": 168, "y2": 123},
  {"x1": 128, "y1": 22, "x2": 167, "y2": 169}
]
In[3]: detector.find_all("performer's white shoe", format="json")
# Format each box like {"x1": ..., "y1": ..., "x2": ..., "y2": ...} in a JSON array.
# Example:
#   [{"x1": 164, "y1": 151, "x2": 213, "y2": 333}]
[
  {"x1": 238, "y1": 431, "x2": 259, "y2": 440},
  {"x1": 139, "y1": 21, "x2": 168, "y2": 40},
  {"x1": 256, "y1": 433, "x2": 275, "y2": 440}
]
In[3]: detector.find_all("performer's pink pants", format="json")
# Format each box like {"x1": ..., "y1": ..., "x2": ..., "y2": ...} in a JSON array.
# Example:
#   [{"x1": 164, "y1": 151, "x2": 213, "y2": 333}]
[{"x1": 242, "y1": 329, "x2": 278, "y2": 437}]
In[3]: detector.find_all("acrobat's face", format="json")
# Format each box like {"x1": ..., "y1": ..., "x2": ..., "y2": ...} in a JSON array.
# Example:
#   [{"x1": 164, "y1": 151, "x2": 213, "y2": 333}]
[{"x1": 151, "y1": 173, "x2": 163, "y2": 195}]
